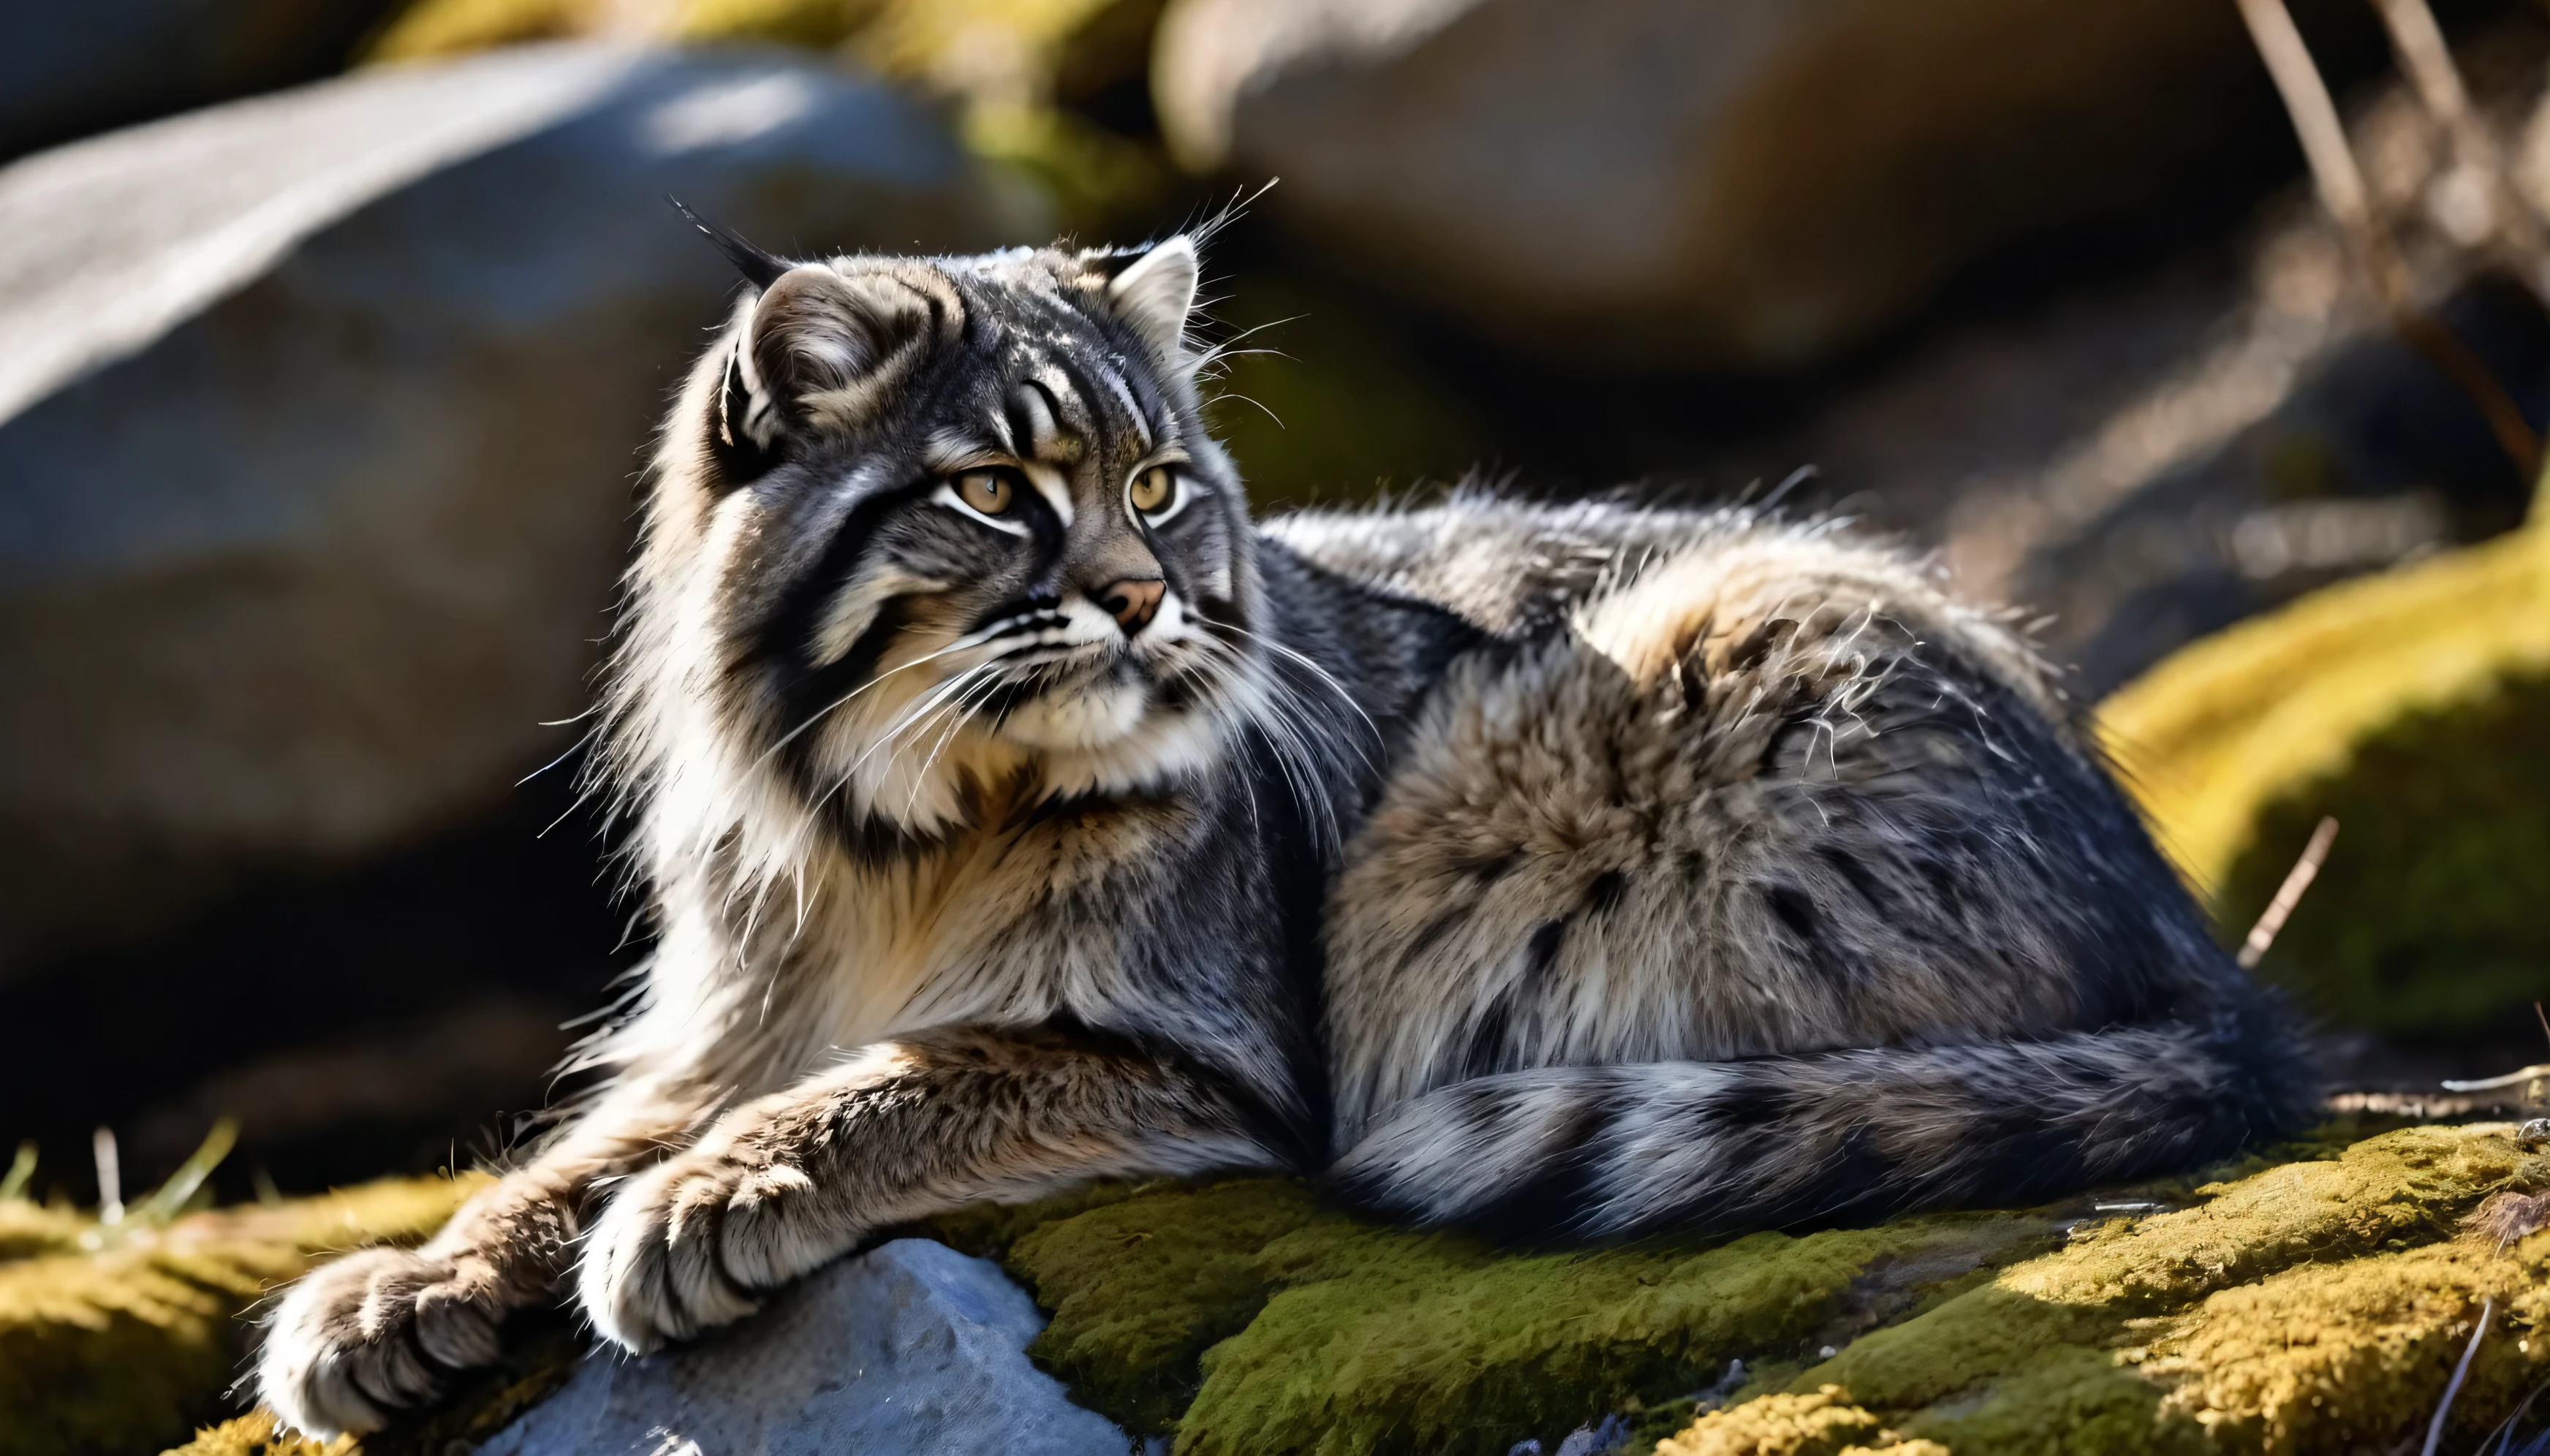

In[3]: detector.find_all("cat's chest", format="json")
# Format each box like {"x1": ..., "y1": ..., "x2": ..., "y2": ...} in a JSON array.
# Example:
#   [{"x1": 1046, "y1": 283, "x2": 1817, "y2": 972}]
[{"x1": 809, "y1": 806, "x2": 1179, "y2": 1042}]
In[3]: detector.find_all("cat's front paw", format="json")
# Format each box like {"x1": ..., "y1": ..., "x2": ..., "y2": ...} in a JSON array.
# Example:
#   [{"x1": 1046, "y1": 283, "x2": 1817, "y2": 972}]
[
  {"x1": 257, "y1": 1245, "x2": 504, "y2": 1437},
  {"x1": 577, "y1": 1149, "x2": 832, "y2": 1354}
]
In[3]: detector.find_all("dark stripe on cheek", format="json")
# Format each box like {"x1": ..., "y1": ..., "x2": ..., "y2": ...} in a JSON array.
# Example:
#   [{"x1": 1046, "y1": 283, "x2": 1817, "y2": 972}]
[
  {"x1": 753, "y1": 488, "x2": 919, "y2": 784},
  {"x1": 773, "y1": 596, "x2": 912, "y2": 803}
]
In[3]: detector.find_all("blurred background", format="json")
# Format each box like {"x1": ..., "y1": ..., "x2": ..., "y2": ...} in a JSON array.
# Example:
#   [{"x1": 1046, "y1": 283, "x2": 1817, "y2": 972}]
[{"x1": 2, "y1": 0, "x2": 2546, "y2": 1210}]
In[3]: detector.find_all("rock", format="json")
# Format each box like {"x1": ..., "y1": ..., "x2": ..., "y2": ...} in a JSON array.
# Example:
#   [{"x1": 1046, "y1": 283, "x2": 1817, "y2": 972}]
[
  {"x1": 2097, "y1": 501, "x2": 2550, "y2": 1043},
  {"x1": 472, "y1": 1239, "x2": 1132, "y2": 1456},
  {"x1": 0, "y1": 42, "x2": 1043, "y2": 979},
  {"x1": 1151, "y1": 0, "x2": 2341, "y2": 368},
  {"x1": 0, "y1": 0, "x2": 409, "y2": 162},
  {"x1": 69, "y1": 1123, "x2": 2550, "y2": 1455}
]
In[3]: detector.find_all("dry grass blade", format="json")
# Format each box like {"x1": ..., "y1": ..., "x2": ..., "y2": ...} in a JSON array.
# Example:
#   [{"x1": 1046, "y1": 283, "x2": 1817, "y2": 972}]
[
  {"x1": 2369, "y1": 0, "x2": 2550, "y2": 263},
  {"x1": 2424, "y1": 1296, "x2": 2494, "y2": 1456},
  {"x1": 2236, "y1": 0, "x2": 2379, "y2": 238},
  {"x1": 2238, "y1": 814, "x2": 2337, "y2": 968}
]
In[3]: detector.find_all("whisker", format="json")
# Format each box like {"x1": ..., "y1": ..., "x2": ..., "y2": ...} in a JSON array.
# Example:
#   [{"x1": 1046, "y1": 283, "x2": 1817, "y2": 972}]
[{"x1": 752, "y1": 636, "x2": 986, "y2": 773}]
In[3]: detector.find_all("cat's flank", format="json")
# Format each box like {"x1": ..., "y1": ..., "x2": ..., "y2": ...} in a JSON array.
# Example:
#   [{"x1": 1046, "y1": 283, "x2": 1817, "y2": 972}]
[{"x1": 258, "y1": 230, "x2": 2310, "y2": 1433}]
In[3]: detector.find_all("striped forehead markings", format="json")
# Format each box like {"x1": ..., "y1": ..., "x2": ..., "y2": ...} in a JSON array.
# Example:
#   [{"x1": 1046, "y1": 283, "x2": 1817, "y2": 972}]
[{"x1": 1096, "y1": 365, "x2": 1152, "y2": 452}]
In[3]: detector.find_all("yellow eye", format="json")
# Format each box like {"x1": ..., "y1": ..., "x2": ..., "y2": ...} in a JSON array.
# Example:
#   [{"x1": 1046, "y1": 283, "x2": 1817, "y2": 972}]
[
  {"x1": 1130, "y1": 466, "x2": 1176, "y2": 515},
  {"x1": 956, "y1": 469, "x2": 1014, "y2": 515}
]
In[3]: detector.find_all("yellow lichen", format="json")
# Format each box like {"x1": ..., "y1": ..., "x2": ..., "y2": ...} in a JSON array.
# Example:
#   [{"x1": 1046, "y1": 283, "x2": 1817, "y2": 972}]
[
  {"x1": 165, "y1": 1409, "x2": 348, "y2": 1456},
  {"x1": 1654, "y1": 1387, "x2": 1891, "y2": 1456}
]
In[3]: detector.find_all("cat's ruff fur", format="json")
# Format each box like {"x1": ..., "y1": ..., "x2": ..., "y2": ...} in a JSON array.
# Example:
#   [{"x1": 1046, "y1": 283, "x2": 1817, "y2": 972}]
[{"x1": 256, "y1": 235, "x2": 2310, "y2": 1436}]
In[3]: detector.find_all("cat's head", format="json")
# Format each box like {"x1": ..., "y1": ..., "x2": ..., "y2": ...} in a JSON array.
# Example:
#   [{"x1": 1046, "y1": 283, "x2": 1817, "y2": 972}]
[{"x1": 624, "y1": 231, "x2": 1265, "y2": 845}]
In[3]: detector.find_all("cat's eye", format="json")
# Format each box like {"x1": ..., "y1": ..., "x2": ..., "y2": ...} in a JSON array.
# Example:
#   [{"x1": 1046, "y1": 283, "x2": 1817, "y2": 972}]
[
  {"x1": 1130, "y1": 466, "x2": 1178, "y2": 516},
  {"x1": 955, "y1": 469, "x2": 1016, "y2": 516}
]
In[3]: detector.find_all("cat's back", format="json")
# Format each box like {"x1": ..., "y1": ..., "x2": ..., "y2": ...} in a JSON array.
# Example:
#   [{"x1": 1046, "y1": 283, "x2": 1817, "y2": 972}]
[{"x1": 1285, "y1": 497, "x2": 2258, "y2": 1160}]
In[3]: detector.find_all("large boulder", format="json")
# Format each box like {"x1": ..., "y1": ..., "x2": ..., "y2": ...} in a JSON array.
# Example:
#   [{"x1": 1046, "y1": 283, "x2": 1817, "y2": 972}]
[
  {"x1": 0, "y1": 0, "x2": 409, "y2": 162},
  {"x1": 1151, "y1": 0, "x2": 2348, "y2": 369},
  {"x1": 0, "y1": 42, "x2": 1044, "y2": 980}
]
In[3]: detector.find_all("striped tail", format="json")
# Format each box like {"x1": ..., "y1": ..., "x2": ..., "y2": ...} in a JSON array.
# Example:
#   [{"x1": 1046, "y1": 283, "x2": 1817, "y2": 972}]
[{"x1": 1323, "y1": 1009, "x2": 2315, "y2": 1242}]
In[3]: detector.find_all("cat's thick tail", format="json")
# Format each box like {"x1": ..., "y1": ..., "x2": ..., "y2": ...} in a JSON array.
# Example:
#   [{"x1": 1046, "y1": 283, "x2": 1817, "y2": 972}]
[{"x1": 1323, "y1": 1009, "x2": 2317, "y2": 1241}]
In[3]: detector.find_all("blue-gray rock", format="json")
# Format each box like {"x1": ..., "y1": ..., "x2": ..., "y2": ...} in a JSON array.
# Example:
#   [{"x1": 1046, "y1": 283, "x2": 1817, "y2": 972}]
[
  {"x1": 474, "y1": 1239, "x2": 1132, "y2": 1456},
  {"x1": 0, "y1": 42, "x2": 1043, "y2": 977}
]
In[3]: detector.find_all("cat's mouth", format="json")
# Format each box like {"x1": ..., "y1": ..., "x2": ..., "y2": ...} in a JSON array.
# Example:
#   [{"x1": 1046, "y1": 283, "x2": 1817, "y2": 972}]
[
  {"x1": 977, "y1": 630, "x2": 1226, "y2": 757},
  {"x1": 988, "y1": 654, "x2": 1158, "y2": 753}
]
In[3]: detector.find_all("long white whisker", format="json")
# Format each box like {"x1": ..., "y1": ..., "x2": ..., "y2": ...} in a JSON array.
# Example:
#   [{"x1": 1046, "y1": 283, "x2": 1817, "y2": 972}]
[
  {"x1": 828, "y1": 660, "x2": 1007, "y2": 808},
  {"x1": 751, "y1": 634, "x2": 994, "y2": 773},
  {"x1": 1220, "y1": 623, "x2": 1382, "y2": 774},
  {"x1": 901, "y1": 664, "x2": 1017, "y2": 816},
  {"x1": 1189, "y1": 635, "x2": 1340, "y2": 848}
]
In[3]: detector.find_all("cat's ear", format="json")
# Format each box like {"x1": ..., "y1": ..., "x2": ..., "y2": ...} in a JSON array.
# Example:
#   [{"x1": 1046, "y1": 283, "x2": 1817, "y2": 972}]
[
  {"x1": 720, "y1": 265, "x2": 937, "y2": 464},
  {"x1": 669, "y1": 196, "x2": 787, "y2": 289},
  {"x1": 1097, "y1": 237, "x2": 1199, "y2": 365}
]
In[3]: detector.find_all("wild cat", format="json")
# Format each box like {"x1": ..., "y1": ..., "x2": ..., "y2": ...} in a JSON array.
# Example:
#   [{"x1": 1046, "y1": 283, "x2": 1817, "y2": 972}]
[{"x1": 258, "y1": 224, "x2": 2312, "y2": 1433}]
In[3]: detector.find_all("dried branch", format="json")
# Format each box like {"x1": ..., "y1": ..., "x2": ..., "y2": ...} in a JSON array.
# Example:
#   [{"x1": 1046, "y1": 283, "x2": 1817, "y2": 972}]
[{"x1": 2233, "y1": 0, "x2": 2542, "y2": 474}]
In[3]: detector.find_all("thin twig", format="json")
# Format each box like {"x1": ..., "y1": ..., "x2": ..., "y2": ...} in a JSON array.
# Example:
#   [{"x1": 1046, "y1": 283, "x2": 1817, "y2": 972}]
[
  {"x1": 2235, "y1": 0, "x2": 2543, "y2": 473},
  {"x1": 2424, "y1": 1297, "x2": 2495, "y2": 1456},
  {"x1": 2368, "y1": 0, "x2": 2550, "y2": 265},
  {"x1": 2240, "y1": 816, "x2": 2338, "y2": 968}
]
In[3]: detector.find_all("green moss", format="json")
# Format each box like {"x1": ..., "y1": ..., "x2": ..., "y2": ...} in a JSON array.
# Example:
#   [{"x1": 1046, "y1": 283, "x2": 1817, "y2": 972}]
[
  {"x1": 2216, "y1": 668, "x2": 2550, "y2": 1038},
  {"x1": 21, "y1": 1126, "x2": 2545, "y2": 1455},
  {"x1": 1007, "y1": 1180, "x2": 1331, "y2": 1434},
  {"x1": 0, "y1": 1175, "x2": 480, "y2": 1456},
  {"x1": 0, "y1": 1200, "x2": 91, "y2": 1260},
  {"x1": 2097, "y1": 506, "x2": 2549, "y2": 895},
  {"x1": 2097, "y1": 493, "x2": 2550, "y2": 1044},
  {"x1": 1652, "y1": 1123, "x2": 2550, "y2": 1456},
  {"x1": 918, "y1": 1175, "x2": 2051, "y2": 1453}
]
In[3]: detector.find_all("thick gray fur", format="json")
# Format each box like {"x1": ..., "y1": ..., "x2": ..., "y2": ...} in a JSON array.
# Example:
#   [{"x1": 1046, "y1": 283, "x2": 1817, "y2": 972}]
[{"x1": 255, "y1": 235, "x2": 2312, "y2": 1436}]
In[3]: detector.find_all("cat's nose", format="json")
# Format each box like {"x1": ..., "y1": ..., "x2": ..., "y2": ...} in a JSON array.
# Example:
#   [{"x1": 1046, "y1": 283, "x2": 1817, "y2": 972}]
[{"x1": 1097, "y1": 577, "x2": 1165, "y2": 634}]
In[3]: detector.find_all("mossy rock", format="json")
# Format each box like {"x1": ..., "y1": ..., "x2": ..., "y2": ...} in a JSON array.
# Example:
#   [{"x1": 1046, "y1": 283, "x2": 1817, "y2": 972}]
[
  {"x1": 2213, "y1": 668, "x2": 2550, "y2": 1036},
  {"x1": 905, "y1": 1121, "x2": 2543, "y2": 1455},
  {"x1": 0, "y1": 1175, "x2": 479, "y2": 1456},
  {"x1": 2097, "y1": 499, "x2": 2550, "y2": 1039},
  {"x1": 31, "y1": 1123, "x2": 2545, "y2": 1455}
]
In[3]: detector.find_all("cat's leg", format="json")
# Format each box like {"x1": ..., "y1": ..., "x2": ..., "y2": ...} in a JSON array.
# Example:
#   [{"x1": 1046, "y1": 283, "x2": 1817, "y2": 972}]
[
  {"x1": 256, "y1": 1077, "x2": 713, "y2": 1436},
  {"x1": 577, "y1": 1024, "x2": 1279, "y2": 1353}
]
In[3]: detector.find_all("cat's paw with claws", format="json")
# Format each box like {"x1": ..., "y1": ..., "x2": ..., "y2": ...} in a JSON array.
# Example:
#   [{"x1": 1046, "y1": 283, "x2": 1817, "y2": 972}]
[
  {"x1": 257, "y1": 1245, "x2": 505, "y2": 1437},
  {"x1": 577, "y1": 1149, "x2": 834, "y2": 1354}
]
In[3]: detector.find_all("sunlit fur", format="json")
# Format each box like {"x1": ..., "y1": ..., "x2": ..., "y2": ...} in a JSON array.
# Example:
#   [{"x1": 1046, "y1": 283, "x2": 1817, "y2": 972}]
[{"x1": 256, "y1": 237, "x2": 2313, "y2": 1436}]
